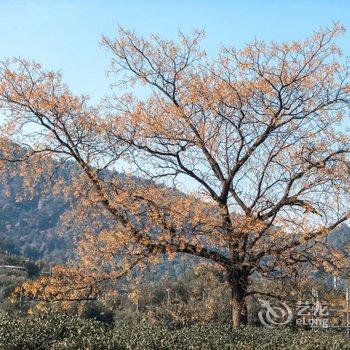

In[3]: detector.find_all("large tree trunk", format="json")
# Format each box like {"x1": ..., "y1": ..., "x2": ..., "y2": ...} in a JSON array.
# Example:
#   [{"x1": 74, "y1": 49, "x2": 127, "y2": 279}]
[
  {"x1": 229, "y1": 273, "x2": 248, "y2": 328},
  {"x1": 231, "y1": 282, "x2": 248, "y2": 327}
]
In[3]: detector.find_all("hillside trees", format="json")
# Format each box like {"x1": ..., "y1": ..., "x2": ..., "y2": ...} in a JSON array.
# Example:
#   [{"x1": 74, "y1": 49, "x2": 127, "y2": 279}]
[{"x1": 0, "y1": 24, "x2": 350, "y2": 327}]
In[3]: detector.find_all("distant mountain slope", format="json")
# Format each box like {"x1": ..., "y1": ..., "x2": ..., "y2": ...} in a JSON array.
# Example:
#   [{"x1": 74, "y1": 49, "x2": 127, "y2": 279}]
[
  {"x1": 0, "y1": 158, "x2": 349, "y2": 265},
  {"x1": 327, "y1": 223, "x2": 350, "y2": 250},
  {"x1": 0, "y1": 175, "x2": 72, "y2": 263}
]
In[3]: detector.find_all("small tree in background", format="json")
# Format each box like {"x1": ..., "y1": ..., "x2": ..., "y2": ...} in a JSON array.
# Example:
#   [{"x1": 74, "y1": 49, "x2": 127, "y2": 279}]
[{"x1": 0, "y1": 24, "x2": 350, "y2": 327}]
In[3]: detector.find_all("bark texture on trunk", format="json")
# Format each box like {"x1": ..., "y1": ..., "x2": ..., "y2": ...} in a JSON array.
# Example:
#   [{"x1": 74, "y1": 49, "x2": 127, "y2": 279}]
[
  {"x1": 228, "y1": 266, "x2": 249, "y2": 328},
  {"x1": 231, "y1": 282, "x2": 247, "y2": 327}
]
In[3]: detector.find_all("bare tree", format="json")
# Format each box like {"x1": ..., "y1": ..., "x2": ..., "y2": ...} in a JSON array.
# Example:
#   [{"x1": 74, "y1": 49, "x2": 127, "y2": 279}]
[{"x1": 0, "y1": 24, "x2": 350, "y2": 327}]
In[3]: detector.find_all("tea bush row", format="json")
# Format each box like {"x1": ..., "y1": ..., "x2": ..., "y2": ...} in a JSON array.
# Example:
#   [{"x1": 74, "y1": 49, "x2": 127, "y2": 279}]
[{"x1": 0, "y1": 313, "x2": 349, "y2": 350}]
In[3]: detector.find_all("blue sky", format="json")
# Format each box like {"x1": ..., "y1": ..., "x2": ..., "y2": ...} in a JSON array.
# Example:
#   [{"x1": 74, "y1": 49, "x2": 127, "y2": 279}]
[{"x1": 0, "y1": 0, "x2": 349, "y2": 102}]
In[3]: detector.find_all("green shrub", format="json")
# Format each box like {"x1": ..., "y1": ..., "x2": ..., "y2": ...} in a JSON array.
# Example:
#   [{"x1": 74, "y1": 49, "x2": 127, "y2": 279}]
[
  {"x1": 0, "y1": 312, "x2": 109, "y2": 350},
  {"x1": 1, "y1": 312, "x2": 350, "y2": 350},
  {"x1": 80, "y1": 301, "x2": 114, "y2": 325}
]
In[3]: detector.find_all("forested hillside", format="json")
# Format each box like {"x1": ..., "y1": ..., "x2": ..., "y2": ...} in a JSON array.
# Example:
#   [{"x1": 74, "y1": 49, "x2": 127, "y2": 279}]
[
  {"x1": 0, "y1": 163, "x2": 192, "y2": 282},
  {"x1": 0, "y1": 175, "x2": 71, "y2": 262},
  {"x1": 1, "y1": 166, "x2": 350, "y2": 264}
]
